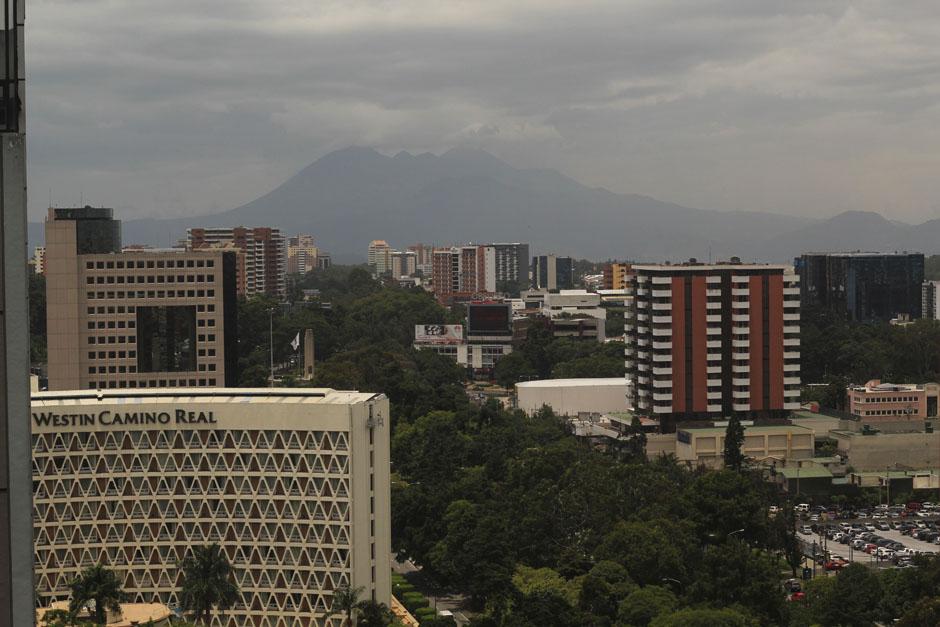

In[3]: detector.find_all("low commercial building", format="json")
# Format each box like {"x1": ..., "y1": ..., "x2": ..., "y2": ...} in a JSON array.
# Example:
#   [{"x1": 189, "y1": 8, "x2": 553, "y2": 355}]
[
  {"x1": 846, "y1": 380, "x2": 938, "y2": 428},
  {"x1": 776, "y1": 466, "x2": 835, "y2": 497},
  {"x1": 31, "y1": 388, "x2": 391, "y2": 626},
  {"x1": 516, "y1": 378, "x2": 628, "y2": 416},
  {"x1": 675, "y1": 423, "x2": 815, "y2": 469},
  {"x1": 832, "y1": 429, "x2": 940, "y2": 471}
]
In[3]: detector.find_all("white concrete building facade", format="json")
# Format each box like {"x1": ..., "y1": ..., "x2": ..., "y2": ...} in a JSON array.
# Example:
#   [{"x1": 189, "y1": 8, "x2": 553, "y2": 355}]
[{"x1": 31, "y1": 388, "x2": 391, "y2": 626}]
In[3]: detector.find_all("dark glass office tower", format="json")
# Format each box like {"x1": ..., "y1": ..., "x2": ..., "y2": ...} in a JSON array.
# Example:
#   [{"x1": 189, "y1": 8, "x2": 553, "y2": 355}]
[{"x1": 797, "y1": 252, "x2": 925, "y2": 322}]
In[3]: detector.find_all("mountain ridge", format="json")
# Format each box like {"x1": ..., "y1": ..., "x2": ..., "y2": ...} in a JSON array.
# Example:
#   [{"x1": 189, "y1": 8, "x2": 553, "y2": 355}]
[{"x1": 27, "y1": 147, "x2": 940, "y2": 263}]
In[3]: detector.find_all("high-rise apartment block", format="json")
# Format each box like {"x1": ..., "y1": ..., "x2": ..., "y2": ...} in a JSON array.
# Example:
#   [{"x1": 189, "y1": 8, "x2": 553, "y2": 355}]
[
  {"x1": 798, "y1": 252, "x2": 924, "y2": 322},
  {"x1": 187, "y1": 227, "x2": 287, "y2": 299},
  {"x1": 626, "y1": 261, "x2": 801, "y2": 429},
  {"x1": 431, "y1": 245, "x2": 497, "y2": 305},
  {"x1": 31, "y1": 388, "x2": 392, "y2": 626},
  {"x1": 367, "y1": 240, "x2": 392, "y2": 277},
  {"x1": 287, "y1": 234, "x2": 320, "y2": 275},
  {"x1": 45, "y1": 207, "x2": 239, "y2": 391},
  {"x1": 923, "y1": 281, "x2": 940, "y2": 320},
  {"x1": 391, "y1": 250, "x2": 417, "y2": 278},
  {"x1": 532, "y1": 254, "x2": 574, "y2": 291},
  {"x1": 408, "y1": 244, "x2": 434, "y2": 276},
  {"x1": 603, "y1": 262, "x2": 633, "y2": 290}
]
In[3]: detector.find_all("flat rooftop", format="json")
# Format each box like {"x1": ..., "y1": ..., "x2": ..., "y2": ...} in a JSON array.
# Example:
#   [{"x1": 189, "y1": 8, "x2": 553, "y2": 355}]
[
  {"x1": 516, "y1": 378, "x2": 627, "y2": 388},
  {"x1": 32, "y1": 387, "x2": 380, "y2": 406},
  {"x1": 679, "y1": 424, "x2": 815, "y2": 436},
  {"x1": 633, "y1": 263, "x2": 793, "y2": 272},
  {"x1": 778, "y1": 467, "x2": 833, "y2": 479}
]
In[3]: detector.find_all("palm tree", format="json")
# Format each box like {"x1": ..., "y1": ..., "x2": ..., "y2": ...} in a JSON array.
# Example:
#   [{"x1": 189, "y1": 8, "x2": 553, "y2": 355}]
[
  {"x1": 178, "y1": 544, "x2": 240, "y2": 625},
  {"x1": 331, "y1": 585, "x2": 364, "y2": 626},
  {"x1": 356, "y1": 599, "x2": 394, "y2": 626},
  {"x1": 68, "y1": 564, "x2": 123, "y2": 624}
]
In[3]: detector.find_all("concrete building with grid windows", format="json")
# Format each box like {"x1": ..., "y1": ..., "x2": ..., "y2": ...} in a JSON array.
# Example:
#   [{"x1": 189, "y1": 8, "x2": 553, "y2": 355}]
[
  {"x1": 45, "y1": 207, "x2": 239, "y2": 391},
  {"x1": 31, "y1": 388, "x2": 392, "y2": 627}
]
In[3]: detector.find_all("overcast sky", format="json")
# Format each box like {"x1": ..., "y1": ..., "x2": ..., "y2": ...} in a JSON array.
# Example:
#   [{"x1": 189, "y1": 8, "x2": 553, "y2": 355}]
[{"x1": 25, "y1": 0, "x2": 940, "y2": 223}]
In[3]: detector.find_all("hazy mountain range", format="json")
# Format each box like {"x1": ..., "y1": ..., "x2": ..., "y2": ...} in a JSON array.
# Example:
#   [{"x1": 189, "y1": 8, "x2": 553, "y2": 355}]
[{"x1": 28, "y1": 147, "x2": 940, "y2": 263}]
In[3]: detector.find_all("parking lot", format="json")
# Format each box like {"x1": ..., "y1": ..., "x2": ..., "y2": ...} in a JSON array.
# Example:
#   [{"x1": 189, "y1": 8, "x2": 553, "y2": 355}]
[
  {"x1": 801, "y1": 526, "x2": 939, "y2": 566},
  {"x1": 828, "y1": 529, "x2": 940, "y2": 564}
]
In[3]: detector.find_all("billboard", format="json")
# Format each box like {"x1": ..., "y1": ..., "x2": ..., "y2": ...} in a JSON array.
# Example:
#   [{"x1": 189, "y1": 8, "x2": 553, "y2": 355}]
[
  {"x1": 415, "y1": 324, "x2": 464, "y2": 344},
  {"x1": 467, "y1": 303, "x2": 512, "y2": 334}
]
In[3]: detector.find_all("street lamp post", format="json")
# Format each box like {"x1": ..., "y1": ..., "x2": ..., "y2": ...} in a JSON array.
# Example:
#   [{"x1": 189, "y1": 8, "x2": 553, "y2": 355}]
[{"x1": 269, "y1": 308, "x2": 275, "y2": 386}]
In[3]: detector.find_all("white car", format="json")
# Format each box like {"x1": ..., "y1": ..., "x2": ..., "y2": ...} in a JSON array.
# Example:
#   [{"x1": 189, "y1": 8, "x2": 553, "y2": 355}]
[
  {"x1": 865, "y1": 523, "x2": 876, "y2": 531},
  {"x1": 800, "y1": 526, "x2": 813, "y2": 535},
  {"x1": 796, "y1": 503, "x2": 810, "y2": 513},
  {"x1": 896, "y1": 548, "x2": 917, "y2": 558},
  {"x1": 876, "y1": 547, "x2": 896, "y2": 558}
]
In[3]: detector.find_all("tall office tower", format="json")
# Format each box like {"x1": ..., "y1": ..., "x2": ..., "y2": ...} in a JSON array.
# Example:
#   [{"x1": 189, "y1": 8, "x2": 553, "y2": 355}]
[
  {"x1": 408, "y1": 243, "x2": 434, "y2": 275},
  {"x1": 286, "y1": 234, "x2": 319, "y2": 275},
  {"x1": 430, "y1": 245, "x2": 496, "y2": 305},
  {"x1": 31, "y1": 388, "x2": 392, "y2": 626},
  {"x1": 0, "y1": 0, "x2": 33, "y2": 621},
  {"x1": 797, "y1": 252, "x2": 924, "y2": 322},
  {"x1": 45, "y1": 207, "x2": 239, "y2": 391},
  {"x1": 532, "y1": 254, "x2": 574, "y2": 291},
  {"x1": 390, "y1": 250, "x2": 417, "y2": 278},
  {"x1": 603, "y1": 262, "x2": 633, "y2": 290},
  {"x1": 924, "y1": 281, "x2": 940, "y2": 320},
  {"x1": 187, "y1": 227, "x2": 287, "y2": 299},
  {"x1": 492, "y1": 243, "x2": 530, "y2": 295},
  {"x1": 367, "y1": 240, "x2": 392, "y2": 277},
  {"x1": 625, "y1": 261, "x2": 801, "y2": 431}
]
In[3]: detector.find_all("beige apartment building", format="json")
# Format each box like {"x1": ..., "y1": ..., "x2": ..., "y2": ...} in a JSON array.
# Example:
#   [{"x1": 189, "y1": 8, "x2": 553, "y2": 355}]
[
  {"x1": 45, "y1": 207, "x2": 239, "y2": 391},
  {"x1": 287, "y1": 234, "x2": 319, "y2": 275},
  {"x1": 31, "y1": 388, "x2": 392, "y2": 627}
]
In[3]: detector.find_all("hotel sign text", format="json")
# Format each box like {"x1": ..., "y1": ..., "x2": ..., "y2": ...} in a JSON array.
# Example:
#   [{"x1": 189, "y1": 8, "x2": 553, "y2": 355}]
[{"x1": 32, "y1": 409, "x2": 217, "y2": 429}]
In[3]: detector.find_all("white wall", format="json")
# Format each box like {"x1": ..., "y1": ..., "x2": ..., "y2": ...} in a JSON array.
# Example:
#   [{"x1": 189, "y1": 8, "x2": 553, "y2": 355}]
[{"x1": 517, "y1": 379, "x2": 628, "y2": 416}]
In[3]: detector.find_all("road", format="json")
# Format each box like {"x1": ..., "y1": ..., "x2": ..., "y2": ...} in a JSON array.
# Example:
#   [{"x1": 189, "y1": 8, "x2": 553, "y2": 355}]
[{"x1": 392, "y1": 556, "x2": 472, "y2": 626}]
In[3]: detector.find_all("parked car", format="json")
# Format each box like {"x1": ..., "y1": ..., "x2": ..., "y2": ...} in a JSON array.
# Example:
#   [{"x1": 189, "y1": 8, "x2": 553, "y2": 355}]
[
  {"x1": 795, "y1": 503, "x2": 810, "y2": 513},
  {"x1": 877, "y1": 522, "x2": 890, "y2": 531},
  {"x1": 800, "y1": 526, "x2": 813, "y2": 535}
]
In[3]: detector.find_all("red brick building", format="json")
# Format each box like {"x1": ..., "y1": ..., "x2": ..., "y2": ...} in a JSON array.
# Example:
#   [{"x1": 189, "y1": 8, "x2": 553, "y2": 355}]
[{"x1": 625, "y1": 261, "x2": 800, "y2": 429}]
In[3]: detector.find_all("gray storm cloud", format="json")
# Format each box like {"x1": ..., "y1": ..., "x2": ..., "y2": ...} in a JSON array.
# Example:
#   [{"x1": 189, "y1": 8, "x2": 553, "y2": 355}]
[{"x1": 25, "y1": 0, "x2": 940, "y2": 222}]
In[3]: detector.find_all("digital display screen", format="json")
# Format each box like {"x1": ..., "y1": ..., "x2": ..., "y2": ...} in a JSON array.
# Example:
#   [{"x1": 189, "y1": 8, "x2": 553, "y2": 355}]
[{"x1": 467, "y1": 304, "x2": 511, "y2": 333}]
